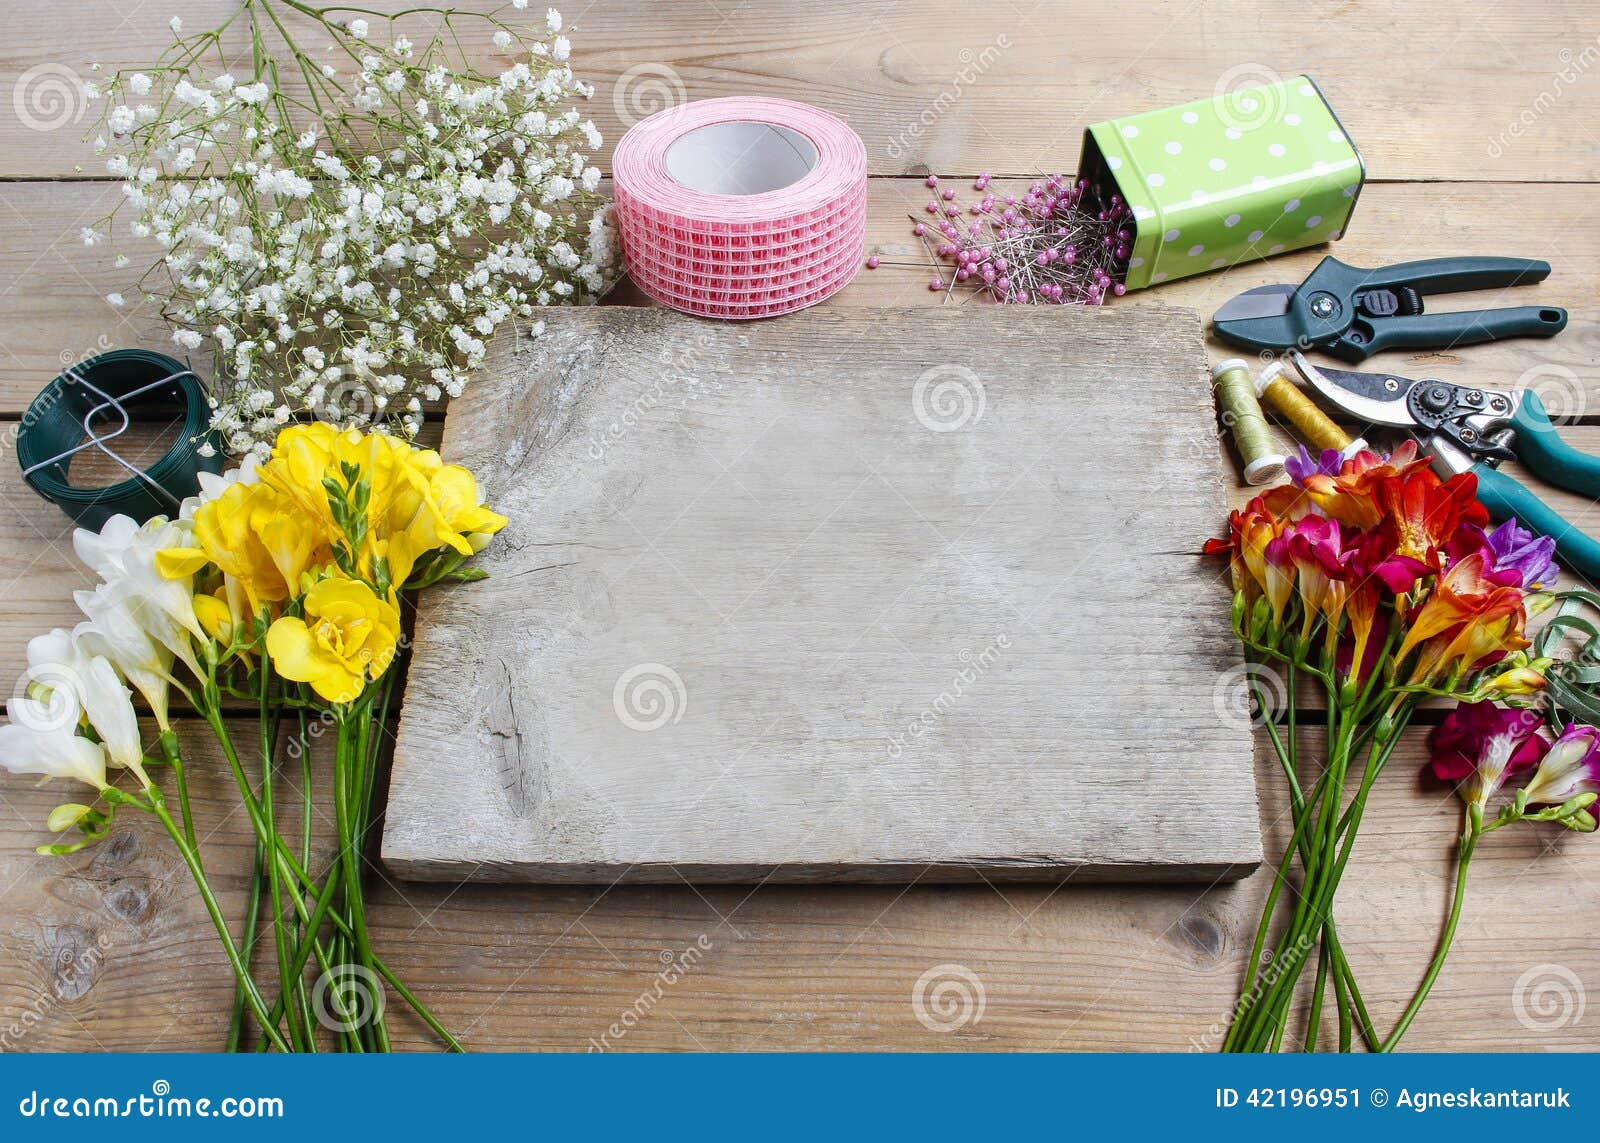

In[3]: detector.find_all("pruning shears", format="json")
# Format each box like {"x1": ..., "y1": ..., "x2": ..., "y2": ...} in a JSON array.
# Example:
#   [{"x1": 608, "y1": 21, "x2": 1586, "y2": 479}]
[
  {"x1": 1291, "y1": 350, "x2": 1600, "y2": 583},
  {"x1": 1213, "y1": 255, "x2": 1568, "y2": 362}
]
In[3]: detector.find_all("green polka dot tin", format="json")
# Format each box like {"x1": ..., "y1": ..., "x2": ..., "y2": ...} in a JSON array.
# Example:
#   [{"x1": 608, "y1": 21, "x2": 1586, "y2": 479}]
[{"x1": 1079, "y1": 75, "x2": 1365, "y2": 291}]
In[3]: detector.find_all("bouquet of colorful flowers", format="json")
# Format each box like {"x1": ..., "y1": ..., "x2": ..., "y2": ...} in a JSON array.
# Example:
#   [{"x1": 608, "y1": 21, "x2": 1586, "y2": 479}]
[
  {"x1": 0, "y1": 422, "x2": 504, "y2": 1051},
  {"x1": 1207, "y1": 442, "x2": 1596, "y2": 1052}
]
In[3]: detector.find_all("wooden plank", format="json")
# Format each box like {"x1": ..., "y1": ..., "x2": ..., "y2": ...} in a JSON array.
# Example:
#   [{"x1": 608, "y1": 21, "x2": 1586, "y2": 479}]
[
  {"x1": 384, "y1": 305, "x2": 1261, "y2": 883},
  {"x1": 0, "y1": 179, "x2": 1595, "y2": 419},
  {"x1": 2, "y1": 722, "x2": 1596, "y2": 1050},
  {"x1": 2, "y1": 1, "x2": 1598, "y2": 182}
]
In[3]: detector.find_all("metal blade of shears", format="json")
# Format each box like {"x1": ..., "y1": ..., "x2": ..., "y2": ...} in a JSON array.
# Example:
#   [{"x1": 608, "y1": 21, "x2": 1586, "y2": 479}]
[
  {"x1": 1212, "y1": 283, "x2": 1295, "y2": 323},
  {"x1": 1289, "y1": 351, "x2": 1421, "y2": 428}
]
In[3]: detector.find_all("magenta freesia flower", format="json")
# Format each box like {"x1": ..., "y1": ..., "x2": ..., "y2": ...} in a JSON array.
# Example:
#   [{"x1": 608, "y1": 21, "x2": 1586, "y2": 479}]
[
  {"x1": 1428, "y1": 701, "x2": 1549, "y2": 808},
  {"x1": 1520, "y1": 723, "x2": 1600, "y2": 809}
]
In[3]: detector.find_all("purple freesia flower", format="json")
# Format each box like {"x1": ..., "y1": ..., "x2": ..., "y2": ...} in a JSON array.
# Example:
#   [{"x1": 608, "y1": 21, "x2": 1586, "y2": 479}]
[
  {"x1": 1480, "y1": 518, "x2": 1559, "y2": 589},
  {"x1": 1521, "y1": 723, "x2": 1600, "y2": 811},
  {"x1": 1284, "y1": 445, "x2": 1343, "y2": 488}
]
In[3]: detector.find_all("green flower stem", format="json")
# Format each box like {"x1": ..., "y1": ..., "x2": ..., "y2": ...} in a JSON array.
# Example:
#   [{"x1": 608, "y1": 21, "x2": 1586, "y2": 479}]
[
  {"x1": 293, "y1": 705, "x2": 318, "y2": 1044},
  {"x1": 1223, "y1": 766, "x2": 1331, "y2": 1051},
  {"x1": 1242, "y1": 707, "x2": 1413, "y2": 1050},
  {"x1": 256, "y1": 660, "x2": 311, "y2": 1053},
  {"x1": 1302, "y1": 934, "x2": 1329, "y2": 1052},
  {"x1": 1257, "y1": 665, "x2": 1371, "y2": 1048},
  {"x1": 225, "y1": 835, "x2": 267, "y2": 1053},
  {"x1": 201, "y1": 678, "x2": 453, "y2": 1052},
  {"x1": 158, "y1": 730, "x2": 198, "y2": 849},
  {"x1": 335, "y1": 704, "x2": 389, "y2": 1052},
  {"x1": 1324, "y1": 924, "x2": 1378, "y2": 1050},
  {"x1": 253, "y1": 855, "x2": 352, "y2": 1052},
  {"x1": 1238, "y1": 709, "x2": 1355, "y2": 1050},
  {"x1": 1379, "y1": 811, "x2": 1479, "y2": 1053},
  {"x1": 256, "y1": 843, "x2": 464, "y2": 1052},
  {"x1": 1328, "y1": 928, "x2": 1353, "y2": 1052},
  {"x1": 148, "y1": 788, "x2": 290, "y2": 1052}
]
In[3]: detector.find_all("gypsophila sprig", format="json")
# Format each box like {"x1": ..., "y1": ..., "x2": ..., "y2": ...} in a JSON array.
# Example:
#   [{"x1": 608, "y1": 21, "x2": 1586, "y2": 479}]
[{"x1": 87, "y1": 2, "x2": 616, "y2": 457}]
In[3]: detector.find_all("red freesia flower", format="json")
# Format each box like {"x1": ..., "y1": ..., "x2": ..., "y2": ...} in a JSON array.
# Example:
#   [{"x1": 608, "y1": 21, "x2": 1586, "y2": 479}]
[
  {"x1": 1378, "y1": 468, "x2": 1488, "y2": 560},
  {"x1": 1302, "y1": 440, "x2": 1430, "y2": 529},
  {"x1": 1395, "y1": 549, "x2": 1529, "y2": 684}
]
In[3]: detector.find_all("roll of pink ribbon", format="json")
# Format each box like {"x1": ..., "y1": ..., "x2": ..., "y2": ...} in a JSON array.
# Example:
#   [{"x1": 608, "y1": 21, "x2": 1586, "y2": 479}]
[{"x1": 612, "y1": 97, "x2": 868, "y2": 320}]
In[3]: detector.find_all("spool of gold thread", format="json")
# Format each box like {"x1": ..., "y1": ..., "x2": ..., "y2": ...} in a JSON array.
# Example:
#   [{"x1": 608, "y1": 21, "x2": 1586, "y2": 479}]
[
  {"x1": 1256, "y1": 360, "x2": 1362, "y2": 455},
  {"x1": 1212, "y1": 358, "x2": 1285, "y2": 485}
]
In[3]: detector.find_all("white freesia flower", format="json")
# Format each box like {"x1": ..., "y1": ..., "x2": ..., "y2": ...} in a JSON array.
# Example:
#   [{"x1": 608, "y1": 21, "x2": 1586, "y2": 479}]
[
  {"x1": 73, "y1": 590, "x2": 176, "y2": 731},
  {"x1": 25, "y1": 629, "x2": 143, "y2": 774},
  {"x1": 74, "y1": 515, "x2": 205, "y2": 647},
  {"x1": 0, "y1": 695, "x2": 107, "y2": 791}
]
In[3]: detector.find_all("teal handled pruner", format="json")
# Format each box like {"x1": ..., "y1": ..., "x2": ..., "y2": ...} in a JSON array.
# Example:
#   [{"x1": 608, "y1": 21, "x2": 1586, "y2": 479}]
[{"x1": 1292, "y1": 350, "x2": 1600, "y2": 583}]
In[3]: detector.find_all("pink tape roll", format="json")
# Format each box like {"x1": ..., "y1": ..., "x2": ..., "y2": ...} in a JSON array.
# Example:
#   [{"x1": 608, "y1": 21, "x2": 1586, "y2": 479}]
[{"x1": 612, "y1": 97, "x2": 868, "y2": 319}]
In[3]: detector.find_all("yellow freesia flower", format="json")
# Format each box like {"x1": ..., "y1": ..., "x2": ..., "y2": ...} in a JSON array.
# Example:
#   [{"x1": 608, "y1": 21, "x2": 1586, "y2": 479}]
[
  {"x1": 192, "y1": 591, "x2": 236, "y2": 643},
  {"x1": 260, "y1": 423, "x2": 415, "y2": 540},
  {"x1": 395, "y1": 451, "x2": 509, "y2": 557},
  {"x1": 157, "y1": 481, "x2": 332, "y2": 615},
  {"x1": 264, "y1": 576, "x2": 400, "y2": 704}
]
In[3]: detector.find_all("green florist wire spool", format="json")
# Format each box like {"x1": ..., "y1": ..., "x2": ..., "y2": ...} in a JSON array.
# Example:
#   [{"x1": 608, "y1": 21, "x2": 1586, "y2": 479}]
[
  {"x1": 17, "y1": 348, "x2": 224, "y2": 530},
  {"x1": 1212, "y1": 357, "x2": 1285, "y2": 486}
]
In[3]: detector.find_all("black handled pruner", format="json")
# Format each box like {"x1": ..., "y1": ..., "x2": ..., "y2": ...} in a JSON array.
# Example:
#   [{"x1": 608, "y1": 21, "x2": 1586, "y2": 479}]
[{"x1": 1213, "y1": 255, "x2": 1568, "y2": 362}]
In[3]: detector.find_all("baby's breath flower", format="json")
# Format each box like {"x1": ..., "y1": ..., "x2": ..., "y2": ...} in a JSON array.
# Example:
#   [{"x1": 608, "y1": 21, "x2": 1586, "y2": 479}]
[{"x1": 89, "y1": 2, "x2": 614, "y2": 452}]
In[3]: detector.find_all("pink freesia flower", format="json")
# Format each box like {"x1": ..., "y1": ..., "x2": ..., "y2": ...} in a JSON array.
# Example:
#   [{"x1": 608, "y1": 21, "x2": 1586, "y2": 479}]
[
  {"x1": 1428, "y1": 701, "x2": 1548, "y2": 809},
  {"x1": 1520, "y1": 724, "x2": 1600, "y2": 809}
]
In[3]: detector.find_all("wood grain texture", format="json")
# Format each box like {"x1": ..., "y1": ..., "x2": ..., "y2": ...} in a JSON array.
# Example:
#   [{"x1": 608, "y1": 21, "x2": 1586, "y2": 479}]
[
  {"x1": 385, "y1": 306, "x2": 1261, "y2": 883},
  {"x1": 0, "y1": 179, "x2": 1594, "y2": 417},
  {"x1": 2, "y1": 1, "x2": 1597, "y2": 182},
  {"x1": 1, "y1": 0, "x2": 1599, "y2": 1053},
  {"x1": 3, "y1": 723, "x2": 1597, "y2": 1051}
]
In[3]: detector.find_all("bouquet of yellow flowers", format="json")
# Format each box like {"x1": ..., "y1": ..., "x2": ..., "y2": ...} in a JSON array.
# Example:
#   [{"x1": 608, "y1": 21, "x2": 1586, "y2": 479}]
[{"x1": 0, "y1": 422, "x2": 504, "y2": 1051}]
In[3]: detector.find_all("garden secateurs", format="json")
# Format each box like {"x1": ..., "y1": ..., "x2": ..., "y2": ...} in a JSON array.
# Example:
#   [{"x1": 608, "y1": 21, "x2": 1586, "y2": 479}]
[
  {"x1": 1291, "y1": 350, "x2": 1600, "y2": 582},
  {"x1": 1213, "y1": 256, "x2": 1569, "y2": 362}
]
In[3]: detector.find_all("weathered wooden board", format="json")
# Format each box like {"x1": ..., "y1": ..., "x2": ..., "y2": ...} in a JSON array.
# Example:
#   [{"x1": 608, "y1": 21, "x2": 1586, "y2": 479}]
[
  {"x1": 384, "y1": 305, "x2": 1259, "y2": 883},
  {"x1": 5, "y1": 1, "x2": 1599, "y2": 183}
]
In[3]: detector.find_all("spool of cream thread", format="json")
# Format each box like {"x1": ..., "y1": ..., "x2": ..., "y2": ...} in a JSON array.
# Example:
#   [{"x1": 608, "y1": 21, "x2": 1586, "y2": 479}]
[
  {"x1": 1212, "y1": 358, "x2": 1285, "y2": 485},
  {"x1": 1256, "y1": 360, "x2": 1366, "y2": 457}
]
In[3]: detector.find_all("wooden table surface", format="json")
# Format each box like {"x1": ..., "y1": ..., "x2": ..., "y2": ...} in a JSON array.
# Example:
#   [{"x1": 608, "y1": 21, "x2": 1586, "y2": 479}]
[{"x1": 3, "y1": 0, "x2": 1599, "y2": 1052}]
